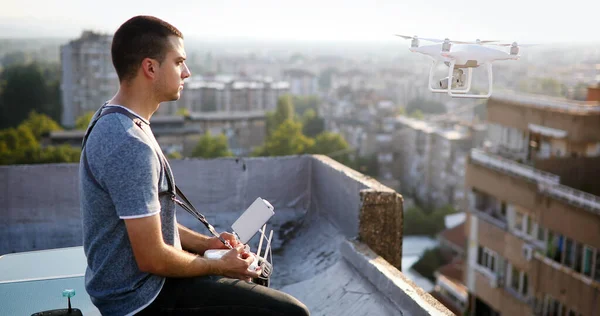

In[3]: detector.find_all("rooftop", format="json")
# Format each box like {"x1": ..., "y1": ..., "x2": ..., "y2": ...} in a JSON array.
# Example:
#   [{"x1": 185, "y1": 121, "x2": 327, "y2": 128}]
[
  {"x1": 490, "y1": 91, "x2": 600, "y2": 114},
  {"x1": 0, "y1": 155, "x2": 452, "y2": 316},
  {"x1": 395, "y1": 116, "x2": 472, "y2": 141}
]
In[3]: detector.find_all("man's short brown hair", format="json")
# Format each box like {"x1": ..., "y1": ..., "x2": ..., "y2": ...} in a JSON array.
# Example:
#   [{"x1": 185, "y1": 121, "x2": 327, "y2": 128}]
[{"x1": 111, "y1": 15, "x2": 183, "y2": 82}]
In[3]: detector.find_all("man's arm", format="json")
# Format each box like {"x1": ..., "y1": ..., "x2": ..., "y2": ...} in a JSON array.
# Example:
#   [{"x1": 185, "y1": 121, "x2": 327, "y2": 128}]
[
  {"x1": 178, "y1": 224, "x2": 212, "y2": 254},
  {"x1": 125, "y1": 214, "x2": 259, "y2": 279}
]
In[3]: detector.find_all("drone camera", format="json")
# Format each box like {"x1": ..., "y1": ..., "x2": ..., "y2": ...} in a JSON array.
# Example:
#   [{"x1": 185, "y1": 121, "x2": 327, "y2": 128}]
[{"x1": 439, "y1": 77, "x2": 449, "y2": 89}]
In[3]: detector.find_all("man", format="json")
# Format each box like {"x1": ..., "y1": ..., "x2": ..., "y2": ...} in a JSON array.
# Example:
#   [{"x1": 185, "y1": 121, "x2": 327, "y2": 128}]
[{"x1": 79, "y1": 15, "x2": 309, "y2": 316}]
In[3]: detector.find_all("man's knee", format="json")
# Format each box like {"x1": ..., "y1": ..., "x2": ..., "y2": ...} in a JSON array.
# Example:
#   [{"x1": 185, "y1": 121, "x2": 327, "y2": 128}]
[{"x1": 283, "y1": 295, "x2": 310, "y2": 316}]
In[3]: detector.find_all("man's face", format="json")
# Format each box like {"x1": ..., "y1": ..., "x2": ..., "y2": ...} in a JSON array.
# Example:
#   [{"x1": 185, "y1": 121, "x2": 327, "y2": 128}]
[{"x1": 155, "y1": 36, "x2": 191, "y2": 102}]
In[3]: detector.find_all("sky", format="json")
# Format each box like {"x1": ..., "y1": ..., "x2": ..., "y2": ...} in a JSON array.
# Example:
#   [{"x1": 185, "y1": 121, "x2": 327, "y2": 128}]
[{"x1": 1, "y1": 0, "x2": 598, "y2": 45}]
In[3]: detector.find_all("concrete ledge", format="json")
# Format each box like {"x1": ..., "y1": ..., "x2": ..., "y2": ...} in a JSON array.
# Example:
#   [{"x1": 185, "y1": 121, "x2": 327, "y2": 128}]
[{"x1": 341, "y1": 239, "x2": 453, "y2": 316}]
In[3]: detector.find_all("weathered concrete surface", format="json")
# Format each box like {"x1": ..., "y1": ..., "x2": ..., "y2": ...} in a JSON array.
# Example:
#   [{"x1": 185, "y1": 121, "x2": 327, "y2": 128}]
[
  {"x1": 359, "y1": 189, "x2": 404, "y2": 270},
  {"x1": 0, "y1": 155, "x2": 452, "y2": 315}
]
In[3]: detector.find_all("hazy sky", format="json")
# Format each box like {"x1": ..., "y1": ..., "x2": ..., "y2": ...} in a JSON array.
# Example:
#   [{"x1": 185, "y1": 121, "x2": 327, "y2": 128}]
[{"x1": 1, "y1": 0, "x2": 598, "y2": 44}]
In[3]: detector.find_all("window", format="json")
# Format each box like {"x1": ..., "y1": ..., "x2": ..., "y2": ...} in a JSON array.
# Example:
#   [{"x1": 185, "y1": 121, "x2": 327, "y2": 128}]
[
  {"x1": 477, "y1": 246, "x2": 497, "y2": 273},
  {"x1": 546, "y1": 230, "x2": 563, "y2": 264},
  {"x1": 526, "y1": 217, "x2": 534, "y2": 237},
  {"x1": 522, "y1": 273, "x2": 528, "y2": 297},
  {"x1": 514, "y1": 211, "x2": 524, "y2": 232},
  {"x1": 564, "y1": 238, "x2": 575, "y2": 268},
  {"x1": 537, "y1": 225, "x2": 546, "y2": 243},
  {"x1": 574, "y1": 243, "x2": 583, "y2": 273},
  {"x1": 595, "y1": 250, "x2": 600, "y2": 282},
  {"x1": 508, "y1": 264, "x2": 528, "y2": 297},
  {"x1": 583, "y1": 246, "x2": 594, "y2": 278}
]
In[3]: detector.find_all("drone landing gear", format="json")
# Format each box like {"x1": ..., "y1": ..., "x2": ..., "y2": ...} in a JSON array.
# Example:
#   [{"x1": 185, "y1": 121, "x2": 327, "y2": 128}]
[{"x1": 428, "y1": 60, "x2": 493, "y2": 99}]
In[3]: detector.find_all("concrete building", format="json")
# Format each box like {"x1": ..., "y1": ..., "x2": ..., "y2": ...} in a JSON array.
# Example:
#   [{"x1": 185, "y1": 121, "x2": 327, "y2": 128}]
[
  {"x1": 463, "y1": 88, "x2": 600, "y2": 316},
  {"x1": 164, "y1": 75, "x2": 290, "y2": 116},
  {"x1": 44, "y1": 111, "x2": 267, "y2": 157},
  {"x1": 0, "y1": 156, "x2": 454, "y2": 316},
  {"x1": 60, "y1": 31, "x2": 118, "y2": 128},
  {"x1": 392, "y1": 116, "x2": 486, "y2": 211},
  {"x1": 283, "y1": 68, "x2": 318, "y2": 96}
]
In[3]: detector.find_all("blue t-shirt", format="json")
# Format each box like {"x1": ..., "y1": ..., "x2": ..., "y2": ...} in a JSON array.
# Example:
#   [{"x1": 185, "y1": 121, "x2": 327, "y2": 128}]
[{"x1": 79, "y1": 105, "x2": 181, "y2": 315}]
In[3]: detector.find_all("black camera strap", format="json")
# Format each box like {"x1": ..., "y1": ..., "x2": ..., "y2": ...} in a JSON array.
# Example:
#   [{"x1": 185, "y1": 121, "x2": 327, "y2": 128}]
[{"x1": 81, "y1": 104, "x2": 231, "y2": 248}]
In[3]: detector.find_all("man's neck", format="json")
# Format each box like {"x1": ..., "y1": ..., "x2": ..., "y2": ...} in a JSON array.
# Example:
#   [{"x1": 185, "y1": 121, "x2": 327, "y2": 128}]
[{"x1": 109, "y1": 84, "x2": 159, "y2": 121}]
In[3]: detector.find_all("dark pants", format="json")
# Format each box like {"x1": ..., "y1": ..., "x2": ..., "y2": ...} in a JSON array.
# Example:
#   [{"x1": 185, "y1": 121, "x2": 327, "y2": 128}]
[{"x1": 137, "y1": 276, "x2": 310, "y2": 316}]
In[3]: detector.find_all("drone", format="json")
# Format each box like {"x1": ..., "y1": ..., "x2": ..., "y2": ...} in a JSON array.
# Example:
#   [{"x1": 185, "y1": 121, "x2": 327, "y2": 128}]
[{"x1": 396, "y1": 34, "x2": 531, "y2": 99}]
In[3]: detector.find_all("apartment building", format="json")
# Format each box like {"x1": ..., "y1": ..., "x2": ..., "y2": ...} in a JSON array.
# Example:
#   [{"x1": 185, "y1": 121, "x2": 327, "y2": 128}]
[
  {"x1": 392, "y1": 116, "x2": 486, "y2": 211},
  {"x1": 283, "y1": 68, "x2": 319, "y2": 96},
  {"x1": 164, "y1": 75, "x2": 290, "y2": 115},
  {"x1": 60, "y1": 31, "x2": 118, "y2": 127},
  {"x1": 464, "y1": 86, "x2": 600, "y2": 316}
]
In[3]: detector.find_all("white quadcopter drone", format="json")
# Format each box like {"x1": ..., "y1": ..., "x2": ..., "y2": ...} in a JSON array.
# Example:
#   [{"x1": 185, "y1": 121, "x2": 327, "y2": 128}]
[{"x1": 396, "y1": 34, "x2": 531, "y2": 99}]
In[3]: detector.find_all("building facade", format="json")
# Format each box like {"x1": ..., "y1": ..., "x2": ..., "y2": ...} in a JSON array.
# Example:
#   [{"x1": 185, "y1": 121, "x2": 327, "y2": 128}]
[
  {"x1": 163, "y1": 75, "x2": 290, "y2": 116},
  {"x1": 60, "y1": 31, "x2": 118, "y2": 128},
  {"x1": 464, "y1": 88, "x2": 600, "y2": 316},
  {"x1": 392, "y1": 116, "x2": 486, "y2": 211}
]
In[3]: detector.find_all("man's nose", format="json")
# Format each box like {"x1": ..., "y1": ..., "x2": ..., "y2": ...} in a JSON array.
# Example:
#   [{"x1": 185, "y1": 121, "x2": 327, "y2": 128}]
[{"x1": 182, "y1": 62, "x2": 191, "y2": 78}]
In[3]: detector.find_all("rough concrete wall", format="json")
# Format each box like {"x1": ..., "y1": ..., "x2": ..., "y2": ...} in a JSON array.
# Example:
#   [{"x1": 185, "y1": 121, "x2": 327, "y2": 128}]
[
  {"x1": 309, "y1": 156, "x2": 369, "y2": 237},
  {"x1": 309, "y1": 155, "x2": 404, "y2": 270},
  {"x1": 359, "y1": 189, "x2": 404, "y2": 270},
  {"x1": 0, "y1": 164, "x2": 82, "y2": 254},
  {"x1": 0, "y1": 156, "x2": 312, "y2": 255}
]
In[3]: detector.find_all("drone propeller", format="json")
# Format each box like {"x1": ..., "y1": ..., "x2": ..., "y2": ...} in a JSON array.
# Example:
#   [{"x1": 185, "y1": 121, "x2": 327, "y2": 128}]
[
  {"x1": 395, "y1": 35, "x2": 500, "y2": 45},
  {"x1": 490, "y1": 41, "x2": 537, "y2": 47},
  {"x1": 395, "y1": 34, "x2": 445, "y2": 43}
]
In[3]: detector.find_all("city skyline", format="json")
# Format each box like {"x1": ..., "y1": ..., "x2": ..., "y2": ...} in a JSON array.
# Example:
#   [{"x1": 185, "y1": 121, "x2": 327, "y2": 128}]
[{"x1": 1, "y1": 0, "x2": 599, "y2": 44}]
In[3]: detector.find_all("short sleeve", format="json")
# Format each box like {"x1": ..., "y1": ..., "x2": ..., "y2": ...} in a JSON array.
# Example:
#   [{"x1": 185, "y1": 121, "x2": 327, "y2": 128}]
[{"x1": 100, "y1": 137, "x2": 162, "y2": 219}]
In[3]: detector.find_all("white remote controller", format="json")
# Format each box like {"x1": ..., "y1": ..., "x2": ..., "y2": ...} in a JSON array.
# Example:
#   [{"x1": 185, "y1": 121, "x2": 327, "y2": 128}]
[{"x1": 204, "y1": 249, "x2": 260, "y2": 271}]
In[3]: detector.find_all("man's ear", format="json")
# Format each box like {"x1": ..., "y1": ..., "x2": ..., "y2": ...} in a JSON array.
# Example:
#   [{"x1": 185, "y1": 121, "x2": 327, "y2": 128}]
[{"x1": 141, "y1": 58, "x2": 158, "y2": 79}]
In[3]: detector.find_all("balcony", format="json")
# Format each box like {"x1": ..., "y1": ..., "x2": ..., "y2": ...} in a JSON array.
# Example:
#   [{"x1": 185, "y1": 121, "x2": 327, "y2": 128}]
[
  {"x1": 538, "y1": 183, "x2": 600, "y2": 215},
  {"x1": 0, "y1": 155, "x2": 453, "y2": 316},
  {"x1": 470, "y1": 149, "x2": 559, "y2": 186}
]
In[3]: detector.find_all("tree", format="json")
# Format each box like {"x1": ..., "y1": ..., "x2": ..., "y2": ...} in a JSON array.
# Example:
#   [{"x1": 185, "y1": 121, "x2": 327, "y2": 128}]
[
  {"x1": 21, "y1": 111, "x2": 62, "y2": 139},
  {"x1": 254, "y1": 119, "x2": 314, "y2": 157},
  {"x1": 0, "y1": 62, "x2": 61, "y2": 129},
  {"x1": 191, "y1": 131, "x2": 233, "y2": 159},
  {"x1": 409, "y1": 109, "x2": 424, "y2": 120},
  {"x1": 75, "y1": 111, "x2": 95, "y2": 130},
  {"x1": 292, "y1": 95, "x2": 319, "y2": 116},
  {"x1": 302, "y1": 109, "x2": 325, "y2": 138},
  {"x1": 266, "y1": 94, "x2": 295, "y2": 137},
  {"x1": 309, "y1": 132, "x2": 350, "y2": 164},
  {"x1": 0, "y1": 125, "x2": 39, "y2": 165},
  {"x1": 176, "y1": 107, "x2": 190, "y2": 117}
]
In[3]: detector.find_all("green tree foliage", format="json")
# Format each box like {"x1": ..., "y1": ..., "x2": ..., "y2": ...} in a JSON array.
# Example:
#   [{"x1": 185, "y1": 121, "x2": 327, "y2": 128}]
[
  {"x1": 266, "y1": 95, "x2": 295, "y2": 138},
  {"x1": 347, "y1": 154, "x2": 379, "y2": 178},
  {"x1": 254, "y1": 119, "x2": 314, "y2": 157},
  {"x1": 410, "y1": 247, "x2": 449, "y2": 282},
  {"x1": 301, "y1": 109, "x2": 325, "y2": 138},
  {"x1": 292, "y1": 95, "x2": 319, "y2": 116},
  {"x1": 409, "y1": 109, "x2": 424, "y2": 120},
  {"x1": 404, "y1": 205, "x2": 457, "y2": 236},
  {"x1": 0, "y1": 62, "x2": 62, "y2": 129},
  {"x1": 75, "y1": 111, "x2": 95, "y2": 130},
  {"x1": 309, "y1": 132, "x2": 350, "y2": 164},
  {"x1": 0, "y1": 114, "x2": 80, "y2": 165},
  {"x1": 191, "y1": 131, "x2": 233, "y2": 159},
  {"x1": 273, "y1": 95, "x2": 295, "y2": 127},
  {"x1": 21, "y1": 111, "x2": 62, "y2": 139},
  {"x1": 176, "y1": 107, "x2": 190, "y2": 117}
]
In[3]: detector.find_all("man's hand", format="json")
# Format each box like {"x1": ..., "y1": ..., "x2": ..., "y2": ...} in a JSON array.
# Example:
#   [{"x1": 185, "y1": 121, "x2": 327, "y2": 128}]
[
  {"x1": 215, "y1": 244, "x2": 262, "y2": 282},
  {"x1": 207, "y1": 232, "x2": 240, "y2": 250}
]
